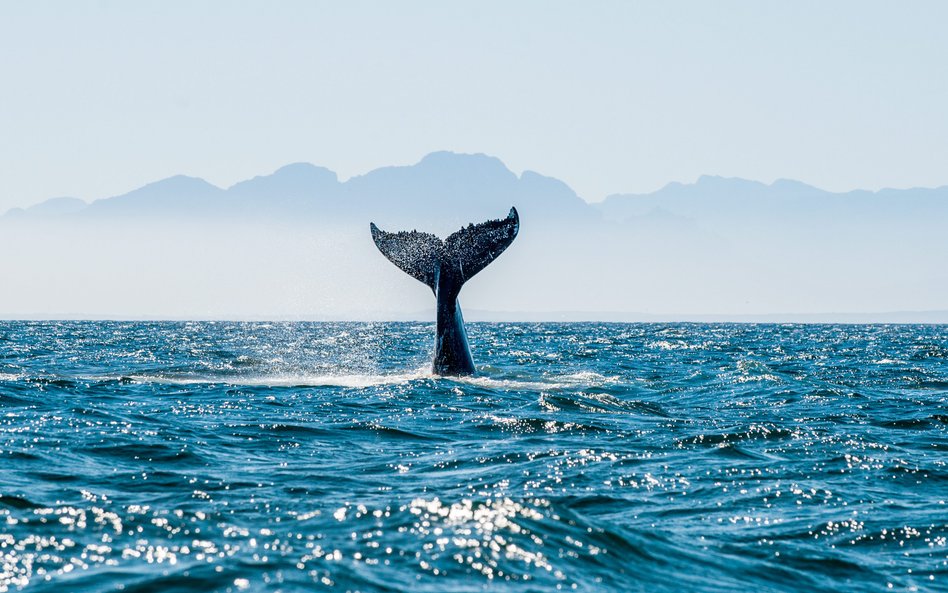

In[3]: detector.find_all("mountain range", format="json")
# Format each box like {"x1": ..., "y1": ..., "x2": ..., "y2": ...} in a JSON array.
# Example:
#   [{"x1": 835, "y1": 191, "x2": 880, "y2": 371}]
[
  {"x1": 3, "y1": 152, "x2": 593, "y2": 232},
  {"x1": 7, "y1": 151, "x2": 948, "y2": 231},
  {"x1": 2, "y1": 151, "x2": 946, "y2": 320}
]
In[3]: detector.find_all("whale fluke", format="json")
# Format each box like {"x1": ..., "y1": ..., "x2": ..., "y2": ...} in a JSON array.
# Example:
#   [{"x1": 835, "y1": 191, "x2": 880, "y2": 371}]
[
  {"x1": 444, "y1": 208, "x2": 520, "y2": 285},
  {"x1": 369, "y1": 225, "x2": 443, "y2": 290},
  {"x1": 370, "y1": 207, "x2": 520, "y2": 375}
]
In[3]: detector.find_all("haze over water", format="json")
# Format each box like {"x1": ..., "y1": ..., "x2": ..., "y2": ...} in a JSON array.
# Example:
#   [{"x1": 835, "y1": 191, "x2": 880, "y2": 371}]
[{"x1": 1, "y1": 321, "x2": 945, "y2": 592}]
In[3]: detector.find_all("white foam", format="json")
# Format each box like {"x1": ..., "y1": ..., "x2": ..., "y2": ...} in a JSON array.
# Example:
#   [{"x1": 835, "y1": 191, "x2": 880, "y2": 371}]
[
  {"x1": 123, "y1": 370, "x2": 428, "y2": 388},
  {"x1": 87, "y1": 369, "x2": 618, "y2": 391},
  {"x1": 450, "y1": 371, "x2": 617, "y2": 391},
  {"x1": 452, "y1": 376, "x2": 554, "y2": 391},
  {"x1": 554, "y1": 371, "x2": 617, "y2": 384}
]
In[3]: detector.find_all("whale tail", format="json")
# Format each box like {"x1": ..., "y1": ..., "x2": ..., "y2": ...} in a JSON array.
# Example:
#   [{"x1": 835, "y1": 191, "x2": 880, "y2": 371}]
[
  {"x1": 369, "y1": 207, "x2": 519, "y2": 376},
  {"x1": 370, "y1": 207, "x2": 519, "y2": 292}
]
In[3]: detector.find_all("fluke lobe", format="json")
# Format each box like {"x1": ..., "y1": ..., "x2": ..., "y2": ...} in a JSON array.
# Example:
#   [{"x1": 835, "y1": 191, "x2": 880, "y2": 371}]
[{"x1": 370, "y1": 208, "x2": 520, "y2": 376}]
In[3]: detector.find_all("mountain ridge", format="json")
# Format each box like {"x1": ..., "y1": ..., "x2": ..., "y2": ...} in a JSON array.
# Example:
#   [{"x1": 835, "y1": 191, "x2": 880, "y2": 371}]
[
  {"x1": 7, "y1": 152, "x2": 948, "y2": 225},
  {"x1": 2, "y1": 151, "x2": 946, "y2": 319}
]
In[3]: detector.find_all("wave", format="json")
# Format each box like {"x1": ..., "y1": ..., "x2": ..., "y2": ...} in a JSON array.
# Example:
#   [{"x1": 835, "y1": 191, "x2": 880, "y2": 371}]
[
  {"x1": 117, "y1": 370, "x2": 429, "y2": 388},
  {"x1": 65, "y1": 369, "x2": 622, "y2": 392},
  {"x1": 2, "y1": 322, "x2": 946, "y2": 592}
]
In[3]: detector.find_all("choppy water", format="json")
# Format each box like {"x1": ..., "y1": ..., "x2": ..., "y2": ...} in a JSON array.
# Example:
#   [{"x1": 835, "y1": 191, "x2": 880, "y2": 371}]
[{"x1": 0, "y1": 322, "x2": 946, "y2": 592}]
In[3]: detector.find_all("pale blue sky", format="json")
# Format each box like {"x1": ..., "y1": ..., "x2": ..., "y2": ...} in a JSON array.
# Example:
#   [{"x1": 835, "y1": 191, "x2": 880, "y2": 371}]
[{"x1": 2, "y1": 0, "x2": 947, "y2": 211}]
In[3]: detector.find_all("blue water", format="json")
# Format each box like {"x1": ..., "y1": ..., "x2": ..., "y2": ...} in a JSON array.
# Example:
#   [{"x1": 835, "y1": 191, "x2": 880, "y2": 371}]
[{"x1": 0, "y1": 322, "x2": 946, "y2": 592}]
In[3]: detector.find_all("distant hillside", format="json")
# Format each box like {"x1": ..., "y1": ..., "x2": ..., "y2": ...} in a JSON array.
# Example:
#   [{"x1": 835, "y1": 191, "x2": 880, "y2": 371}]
[
  {"x1": 4, "y1": 196, "x2": 87, "y2": 218},
  {"x1": 4, "y1": 152, "x2": 596, "y2": 231},
  {"x1": 2, "y1": 152, "x2": 946, "y2": 320},
  {"x1": 8, "y1": 153, "x2": 947, "y2": 233},
  {"x1": 597, "y1": 175, "x2": 948, "y2": 227}
]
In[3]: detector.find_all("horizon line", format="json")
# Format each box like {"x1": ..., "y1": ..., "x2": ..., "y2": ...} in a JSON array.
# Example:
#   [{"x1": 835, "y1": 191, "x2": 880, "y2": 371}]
[{"x1": 3, "y1": 310, "x2": 947, "y2": 325}]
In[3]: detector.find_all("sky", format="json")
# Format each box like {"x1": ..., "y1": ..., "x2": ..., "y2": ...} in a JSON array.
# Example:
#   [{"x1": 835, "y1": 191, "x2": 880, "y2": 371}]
[{"x1": 2, "y1": 0, "x2": 948, "y2": 212}]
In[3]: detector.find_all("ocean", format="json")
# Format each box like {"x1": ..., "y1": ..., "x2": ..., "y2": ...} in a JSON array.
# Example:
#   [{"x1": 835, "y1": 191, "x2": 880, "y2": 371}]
[{"x1": 0, "y1": 321, "x2": 945, "y2": 592}]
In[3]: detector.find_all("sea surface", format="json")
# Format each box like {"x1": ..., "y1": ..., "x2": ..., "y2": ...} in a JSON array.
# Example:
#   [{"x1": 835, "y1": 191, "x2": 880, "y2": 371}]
[{"x1": 0, "y1": 322, "x2": 946, "y2": 592}]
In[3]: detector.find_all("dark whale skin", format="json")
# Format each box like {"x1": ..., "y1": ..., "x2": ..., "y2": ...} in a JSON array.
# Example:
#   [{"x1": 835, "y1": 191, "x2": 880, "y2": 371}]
[{"x1": 370, "y1": 207, "x2": 519, "y2": 376}]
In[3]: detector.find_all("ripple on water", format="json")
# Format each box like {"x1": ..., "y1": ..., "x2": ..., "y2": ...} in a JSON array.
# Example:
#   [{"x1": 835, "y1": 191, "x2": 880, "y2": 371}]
[{"x1": 0, "y1": 321, "x2": 946, "y2": 592}]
